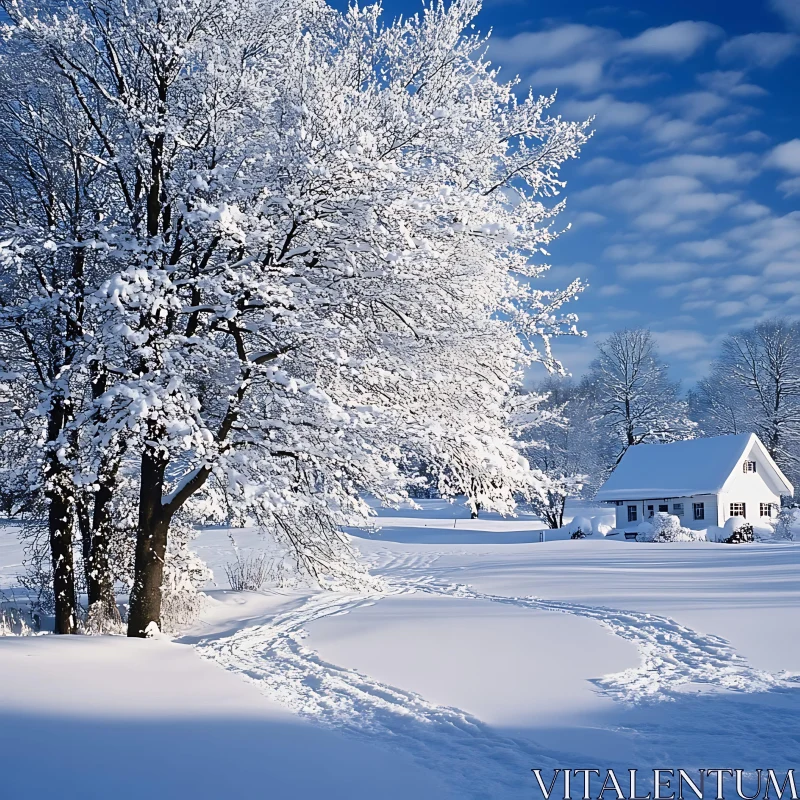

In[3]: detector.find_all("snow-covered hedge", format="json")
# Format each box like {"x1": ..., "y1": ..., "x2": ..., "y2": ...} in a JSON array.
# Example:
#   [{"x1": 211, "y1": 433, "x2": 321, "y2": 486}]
[{"x1": 637, "y1": 513, "x2": 705, "y2": 543}]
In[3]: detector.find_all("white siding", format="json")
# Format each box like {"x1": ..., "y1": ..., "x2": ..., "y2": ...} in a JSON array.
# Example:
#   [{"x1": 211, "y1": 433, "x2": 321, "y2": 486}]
[
  {"x1": 612, "y1": 494, "x2": 719, "y2": 530},
  {"x1": 718, "y1": 448, "x2": 781, "y2": 523}
]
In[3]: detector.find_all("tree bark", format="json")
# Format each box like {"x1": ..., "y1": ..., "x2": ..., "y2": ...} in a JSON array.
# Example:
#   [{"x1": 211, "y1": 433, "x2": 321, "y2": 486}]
[
  {"x1": 127, "y1": 440, "x2": 170, "y2": 637},
  {"x1": 45, "y1": 397, "x2": 78, "y2": 635},
  {"x1": 88, "y1": 467, "x2": 122, "y2": 624}
]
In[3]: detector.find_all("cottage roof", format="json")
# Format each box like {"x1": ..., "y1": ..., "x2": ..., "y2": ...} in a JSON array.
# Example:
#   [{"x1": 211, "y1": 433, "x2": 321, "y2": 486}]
[{"x1": 595, "y1": 433, "x2": 794, "y2": 501}]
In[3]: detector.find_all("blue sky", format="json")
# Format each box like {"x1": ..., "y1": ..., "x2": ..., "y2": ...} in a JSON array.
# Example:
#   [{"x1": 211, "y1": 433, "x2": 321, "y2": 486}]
[{"x1": 373, "y1": 0, "x2": 800, "y2": 385}]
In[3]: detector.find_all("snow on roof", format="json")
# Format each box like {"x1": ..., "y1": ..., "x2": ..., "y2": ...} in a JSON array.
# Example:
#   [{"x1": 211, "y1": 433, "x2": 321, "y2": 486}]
[{"x1": 595, "y1": 433, "x2": 792, "y2": 501}]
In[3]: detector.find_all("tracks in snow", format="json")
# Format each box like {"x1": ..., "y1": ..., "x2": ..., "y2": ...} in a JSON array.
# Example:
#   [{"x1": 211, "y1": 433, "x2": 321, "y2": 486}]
[
  {"x1": 195, "y1": 588, "x2": 569, "y2": 798},
  {"x1": 406, "y1": 578, "x2": 796, "y2": 703},
  {"x1": 194, "y1": 560, "x2": 799, "y2": 797}
]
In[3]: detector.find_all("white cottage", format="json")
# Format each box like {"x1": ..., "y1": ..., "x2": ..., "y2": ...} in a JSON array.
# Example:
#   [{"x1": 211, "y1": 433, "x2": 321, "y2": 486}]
[{"x1": 596, "y1": 433, "x2": 794, "y2": 533}]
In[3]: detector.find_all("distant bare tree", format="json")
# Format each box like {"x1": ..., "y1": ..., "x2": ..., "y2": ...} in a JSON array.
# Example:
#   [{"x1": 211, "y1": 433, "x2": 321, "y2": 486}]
[
  {"x1": 587, "y1": 329, "x2": 695, "y2": 468},
  {"x1": 695, "y1": 320, "x2": 800, "y2": 486},
  {"x1": 519, "y1": 378, "x2": 600, "y2": 528}
]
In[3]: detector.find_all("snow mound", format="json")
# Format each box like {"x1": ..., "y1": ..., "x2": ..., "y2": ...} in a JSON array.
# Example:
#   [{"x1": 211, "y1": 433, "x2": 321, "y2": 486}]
[{"x1": 637, "y1": 513, "x2": 705, "y2": 543}]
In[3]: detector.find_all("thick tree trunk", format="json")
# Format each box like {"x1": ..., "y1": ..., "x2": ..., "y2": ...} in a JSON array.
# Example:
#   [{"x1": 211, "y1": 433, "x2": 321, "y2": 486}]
[
  {"x1": 45, "y1": 398, "x2": 78, "y2": 635},
  {"x1": 48, "y1": 489, "x2": 78, "y2": 634},
  {"x1": 77, "y1": 493, "x2": 92, "y2": 590},
  {"x1": 88, "y1": 472, "x2": 121, "y2": 624},
  {"x1": 127, "y1": 442, "x2": 170, "y2": 637}
]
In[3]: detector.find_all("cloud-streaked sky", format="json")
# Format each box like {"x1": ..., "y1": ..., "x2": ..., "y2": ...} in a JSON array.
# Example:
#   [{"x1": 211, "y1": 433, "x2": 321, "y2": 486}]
[{"x1": 354, "y1": 0, "x2": 800, "y2": 385}]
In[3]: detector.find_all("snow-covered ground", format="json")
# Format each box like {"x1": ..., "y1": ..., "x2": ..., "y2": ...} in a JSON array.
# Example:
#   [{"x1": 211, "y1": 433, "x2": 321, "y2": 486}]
[{"x1": 2, "y1": 500, "x2": 799, "y2": 798}]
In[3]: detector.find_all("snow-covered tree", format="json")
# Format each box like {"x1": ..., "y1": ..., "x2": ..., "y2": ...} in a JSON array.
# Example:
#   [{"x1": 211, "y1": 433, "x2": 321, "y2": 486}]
[
  {"x1": 518, "y1": 378, "x2": 598, "y2": 528},
  {"x1": 2, "y1": 0, "x2": 590, "y2": 636},
  {"x1": 586, "y1": 329, "x2": 694, "y2": 469},
  {"x1": 0, "y1": 35, "x2": 123, "y2": 631},
  {"x1": 692, "y1": 320, "x2": 800, "y2": 487}
]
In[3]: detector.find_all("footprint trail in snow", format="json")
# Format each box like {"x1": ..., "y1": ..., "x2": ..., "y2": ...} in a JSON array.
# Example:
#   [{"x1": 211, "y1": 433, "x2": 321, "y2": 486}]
[{"x1": 194, "y1": 566, "x2": 800, "y2": 798}]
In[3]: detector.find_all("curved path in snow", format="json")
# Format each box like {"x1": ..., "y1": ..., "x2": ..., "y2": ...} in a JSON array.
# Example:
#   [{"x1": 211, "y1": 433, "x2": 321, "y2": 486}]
[{"x1": 194, "y1": 561, "x2": 800, "y2": 798}]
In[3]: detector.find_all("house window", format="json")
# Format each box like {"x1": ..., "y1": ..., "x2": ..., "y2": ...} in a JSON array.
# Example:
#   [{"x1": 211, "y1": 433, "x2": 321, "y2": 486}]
[
  {"x1": 730, "y1": 502, "x2": 746, "y2": 518},
  {"x1": 658, "y1": 504, "x2": 668, "y2": 513},
  {"x1": 673, "y1": 503, "x2": 684, "y2": 516},
  {"x1": 628, "y1": 505, "x2": 638, "y2": 522},
  {"x1": 647, "y1": 504, "x2": 654, "y2": 518},
  {"x1": 743, "y1": 461, "x2": 756, "y2": 473},
  {"x1": 693, "y1": 502, "x2": 705, "y2": 520},
  {"x1": 760, "y1": 503, "x2": 774, "y2": 517}
]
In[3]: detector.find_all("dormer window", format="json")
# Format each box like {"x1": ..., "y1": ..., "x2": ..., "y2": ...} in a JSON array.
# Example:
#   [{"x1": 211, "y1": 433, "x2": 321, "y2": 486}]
[{"x1": 743, "y1": 460, "x2": 756, "y2": 473}]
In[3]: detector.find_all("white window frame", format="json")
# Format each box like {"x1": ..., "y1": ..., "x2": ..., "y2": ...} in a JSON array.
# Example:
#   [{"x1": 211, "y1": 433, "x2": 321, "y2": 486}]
[
  {"x1": 627, "y1": 505, "x2": 638, "y2": 522},
  {"x1": 693, "y1": 502, "x2": 704, "y2": 520},
  {"x1": 730, "y1": 502, "x2": 746, "y2": 518},
  {"x1": 672, "y1": 502, "x2": 684, "y2": 516},
  {"x1": 743, "y1": 460, "x2": 756, "y2": 473}
]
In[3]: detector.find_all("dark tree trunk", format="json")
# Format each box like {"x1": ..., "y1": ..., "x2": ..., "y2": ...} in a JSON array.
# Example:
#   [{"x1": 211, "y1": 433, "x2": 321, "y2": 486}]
[
  {"x1": 127, "y1": 441, "x2": 170, "y2": 637},
  {"x1": 48, "y1": 489, "x2": 77, "y2": 634},
  {"x1": 88, "y1": 470, "x2": 121, "y2": 624},
  {"x1": 77, "y1": 492, "x2": 92, "y2": 590},
  {"x1": 82, "y1": 367, "x2": 122, "y2": 624},
  {"x1": 45, "y1": 397, "x2": 78, "y2": 635}
]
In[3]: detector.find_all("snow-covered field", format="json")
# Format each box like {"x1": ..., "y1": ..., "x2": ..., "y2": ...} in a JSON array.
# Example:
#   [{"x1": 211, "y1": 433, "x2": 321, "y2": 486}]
[{"x1": 2, "y1": 500, "x2": 799, "y2": 799}]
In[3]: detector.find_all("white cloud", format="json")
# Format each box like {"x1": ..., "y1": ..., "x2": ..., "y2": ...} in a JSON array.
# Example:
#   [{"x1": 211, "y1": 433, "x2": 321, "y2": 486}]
[
  {"x1": 618, "y1": 21, "x2": 722, "y2": 60},
  {"x1": 764, "y1": 260, "x2": 800, "y2": 277},
  {"x1": 666, "y1": 91, "x2": 728, "y2": 120},
  {"x1": 618, "y1": 261, "x2": 697, "y2": 280},
  {"x1": 714, "y1": 300, "x2": 748, "y2": 317},
  {"x1": 491, "y1": 20, "x2": 723, "y2": 92},
  {"x1": 714, "y1": 295, "x2": 768, "y2": 317},
  {"x1": 724, "y1": 274, "x2": 759, "y2": 293},
  {"x1": 765, "y1": 139, "x2": 800, "y2": 173},
  {"x1": 597, "y1": 284, "x2": 627, "y2": 296},
  {"x1": 718, "y1": 33, "x2": 800, "y2": 68},
  {"x1": 731, "y1": 201, "x2": 771, "y2": 219},
  {"x1": 579, "y1": 157, "x2": 631, "y2": 179},
  {"x1": 778, "y1": 177, "x2": 800, "y2": 196},
  {"x1": 770, "y1": 0, "x2": 800, "y2": 30},
  {"x1": 697, "y1": 71, "x2": 767, "y2": 97},
  {"x1": 634, "y1": 210, "x2": 677, "y2": 228},
  {"x1": 651, "y1": 329, "x2": 711, "y2": 357},
  {"x1": 678, "y1": 239, "x2": 732, "y2": 259},
  {"x1": 657, "y1": 277, "x2": 714, "y2": 298},
  {"x1": 645, "y1": 154, "x2": 758, "y2": 183},
  {"x1": 570, "y1": 211, "x2": 607, "y2": 226},
  {"x1": 530, "y1": 60, "x2": 606, "y2": 91},
  {"x1": 668, "y1": 191, "x2": 738, "y2": 214},
  {"x1": 561, "y1": 94, "x2": 651, "y2": 128},
  {"x1": 579, "y1": 175, "x2": 739, "y2": 233},
  {"x1": 737, "y1": 130, "x2": 771, "y2": 144},
  {"x1": 489, "y1": 25, "x2": 615, "y2": 69},
  {"x1": 726, "y1": 211, "x2": 800, "y2": 266},
  {"x1": 643, "y1": 114, "x2": 708, "y2": 148},
  {"x1": 765, "y1": 279, "x2": 800, "y2": 295},
  {"x1": 603, "y1": 242, "x2": 656, "y2": 261}
]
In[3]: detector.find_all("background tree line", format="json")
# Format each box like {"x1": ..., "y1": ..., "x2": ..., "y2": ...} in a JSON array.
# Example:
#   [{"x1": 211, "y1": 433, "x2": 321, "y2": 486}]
[{"x1": 523, "y1": 321, "x2": 800, "y2": 529}]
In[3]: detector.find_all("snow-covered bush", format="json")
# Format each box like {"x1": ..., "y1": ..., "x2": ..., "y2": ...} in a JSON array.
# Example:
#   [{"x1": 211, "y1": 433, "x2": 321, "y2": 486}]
[
  {"x1": 567, "y1": 516, "x2": 593, "y2": 536},
  {"x1": 639, "y1": 513, "x2": 704, "y2": 543},
  {"x1": 723, "y1": 517, "x2": 754, "y2": 544},
  {"x1": 723, "y1": 516, "x2": 746, "y2": 537},
  {"x1": 0, "y1": 607, "x2": 33, "y2": 636},
  {"x1": 224, "y1": 553, "x2": 273, "y2": 592},
  {"x1": 636, "y1": 520, "x2": 654, "y2": 541},
  {"x1": 774, "y1": 507, "x2": 797, "y2": 541}
]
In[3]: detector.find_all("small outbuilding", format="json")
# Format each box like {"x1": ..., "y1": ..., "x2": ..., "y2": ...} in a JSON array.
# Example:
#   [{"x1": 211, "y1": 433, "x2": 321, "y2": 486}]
[{"x1": 595, "y1": 433, "x2": 794, "y2": 533}]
